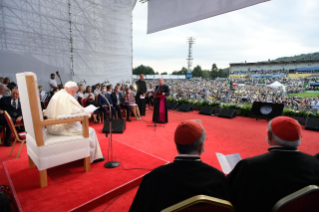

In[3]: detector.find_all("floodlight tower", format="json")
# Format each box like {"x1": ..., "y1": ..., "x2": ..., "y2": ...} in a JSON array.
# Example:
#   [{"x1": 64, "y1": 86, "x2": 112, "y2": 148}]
[{"x1": 186, "y1": 37, "x2": 195, "y2": 79}]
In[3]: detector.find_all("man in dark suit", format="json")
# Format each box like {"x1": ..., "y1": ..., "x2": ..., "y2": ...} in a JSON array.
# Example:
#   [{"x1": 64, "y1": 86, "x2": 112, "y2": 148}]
[
  {"x1": 135, "y1": 74, "x2": 147, "y2": 116},
  {"x1": 227, "y1": 116, "x2": 319, "y2": 212},
  {"x1": 130, "y1": 120, "x2": 228, "y2": 212},
  {"x1": 0, "y1": 88, "x2": 23, "y2": 146},
  {"x1": 111, "y1": 85, "x2": 131, "y2": 121},
  {"x1": 315, "y1": 153, "x2": 319, "y2": 161},
  {"x1": 98, "y1": 85, "x2": 115, "y2": 120}
]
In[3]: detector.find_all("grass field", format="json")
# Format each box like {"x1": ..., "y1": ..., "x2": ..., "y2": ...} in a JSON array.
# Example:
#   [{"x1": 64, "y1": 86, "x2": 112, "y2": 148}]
[{"x1": 290, "y1": 91, "x2": 319, "y2": 98}]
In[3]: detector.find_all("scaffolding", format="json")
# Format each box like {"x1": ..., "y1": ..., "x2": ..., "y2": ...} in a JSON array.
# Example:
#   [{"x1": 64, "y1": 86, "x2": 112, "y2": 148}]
[{"x1": 0, "y1": 0, "x2": 134, "y2": 90}]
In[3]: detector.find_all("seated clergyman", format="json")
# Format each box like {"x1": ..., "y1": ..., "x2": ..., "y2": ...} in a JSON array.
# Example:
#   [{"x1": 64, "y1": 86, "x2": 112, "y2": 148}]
[
  {"x1": 227, "y1": 116, "x2": 319, "y2": 212},
  {"x1": 130, "y1": 120, "x2": 228, "y2": 212},
  {"x1": 45, "y1": 81, "x2": 104, "y2": 163}
]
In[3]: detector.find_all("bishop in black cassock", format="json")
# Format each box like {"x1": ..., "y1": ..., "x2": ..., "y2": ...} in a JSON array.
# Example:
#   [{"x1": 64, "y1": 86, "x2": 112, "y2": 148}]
[
  {"x1": 153, "y1": 78, "x2": 169, "y2": 123},
  {"x1": 135, "y1": 74, "x2": 147, "y2": 116},
  {"x1": 227, "y1": 116, "x2": 319, "y2": 212},
  {"x1": 130, "y1": 120, "x2": 228, "y2": 212}
]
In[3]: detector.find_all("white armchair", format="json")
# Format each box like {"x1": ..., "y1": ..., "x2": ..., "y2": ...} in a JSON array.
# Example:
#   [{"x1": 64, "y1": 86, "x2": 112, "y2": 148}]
[{"x1": 16, "y1": 72, "x2": 91, "y2": 188}]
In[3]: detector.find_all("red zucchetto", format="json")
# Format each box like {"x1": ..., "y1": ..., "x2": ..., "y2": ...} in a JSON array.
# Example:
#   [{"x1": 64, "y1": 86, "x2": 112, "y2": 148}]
[
  {"x1": 174, "y1": 120, "x2": 203, "y2": 145},
  {"x1": 270, "y1": 116, "x2": 302, "y2": 142}
]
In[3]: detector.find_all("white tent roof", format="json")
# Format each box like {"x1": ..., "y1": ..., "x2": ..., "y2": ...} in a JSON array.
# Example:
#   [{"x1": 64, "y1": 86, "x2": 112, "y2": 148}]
[{"x1": 266, "y1": 81, "x2": 286, "y2": 91}]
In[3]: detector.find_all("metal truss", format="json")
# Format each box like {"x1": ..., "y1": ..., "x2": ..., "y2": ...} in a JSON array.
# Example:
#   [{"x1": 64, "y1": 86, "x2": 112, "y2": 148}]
[{"x1": 0, "y1": 0, "x2": 133, "y2": 83}]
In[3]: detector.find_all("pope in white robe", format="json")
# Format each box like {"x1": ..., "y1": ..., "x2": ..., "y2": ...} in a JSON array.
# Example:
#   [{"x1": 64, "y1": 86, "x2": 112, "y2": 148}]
[{"x1": 45, "y1": 81, "x2": 104, "y2": 163}]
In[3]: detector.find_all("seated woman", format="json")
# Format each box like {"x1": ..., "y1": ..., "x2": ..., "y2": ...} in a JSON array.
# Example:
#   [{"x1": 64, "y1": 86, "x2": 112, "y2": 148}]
[
  {"x1": 76, "y1": 84, "x2": 85, "y2": 99},
  {"x1": 124, "y1": 87, "x2": 141, "y2": 120},
  {"x1": 84, "y1": 85, "x2": 95, "y2": 100},
  {"x1": 86, "y1": 94, "x2": 100, "y2": 123}
]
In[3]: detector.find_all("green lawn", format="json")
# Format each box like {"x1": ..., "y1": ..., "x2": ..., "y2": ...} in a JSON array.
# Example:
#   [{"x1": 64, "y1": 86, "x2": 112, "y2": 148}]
[{"x1": 290, "y1": 91, "x2": 319, "y2": 98}]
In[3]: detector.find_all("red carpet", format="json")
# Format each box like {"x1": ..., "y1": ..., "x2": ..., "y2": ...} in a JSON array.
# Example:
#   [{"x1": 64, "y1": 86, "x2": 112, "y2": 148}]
[
  {"x1": 3, "y1": 139, "x2": 167, "y2": 212},
  {"x1": 1, "y1": 110, "x2": 319, "y2": 211}
]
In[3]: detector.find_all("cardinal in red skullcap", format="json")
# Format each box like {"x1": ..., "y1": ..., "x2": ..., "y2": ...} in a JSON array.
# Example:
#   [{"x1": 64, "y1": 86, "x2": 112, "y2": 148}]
[
  {"x1": 130, "y1": 120, "x2": 228, "y2": 212},
  {"x1": 227, "y1": 116, "x2": 319, "y2": 212}
]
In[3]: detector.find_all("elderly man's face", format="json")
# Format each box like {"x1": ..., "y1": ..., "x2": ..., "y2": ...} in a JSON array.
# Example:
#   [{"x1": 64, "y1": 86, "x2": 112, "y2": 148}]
[
  {"x1": 140, "y1": 74, "x2": 144, "y2": 80},
  {"x1": 11, "y1": 89, "x2": 19, "y2": 100},
  {"x1": 159, "y1": 79, "x2": 164, "y2": 85},
  {"x1": 66, "y1": 86, "x2": 78, "y2": 96}
]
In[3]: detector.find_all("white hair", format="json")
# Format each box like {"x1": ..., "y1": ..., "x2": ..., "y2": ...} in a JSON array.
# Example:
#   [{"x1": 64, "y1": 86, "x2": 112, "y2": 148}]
[{"x1": 268, "y1": 120, "x2": 301, "y2": 148}]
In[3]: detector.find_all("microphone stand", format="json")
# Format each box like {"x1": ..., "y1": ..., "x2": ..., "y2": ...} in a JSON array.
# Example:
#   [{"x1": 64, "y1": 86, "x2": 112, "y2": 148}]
[
  {"x1": 147, "y1": 85, "x2": 165, "y2": 131},
  {"x1": 96, "y1": 90, "x2": 120, "y2": 168}
]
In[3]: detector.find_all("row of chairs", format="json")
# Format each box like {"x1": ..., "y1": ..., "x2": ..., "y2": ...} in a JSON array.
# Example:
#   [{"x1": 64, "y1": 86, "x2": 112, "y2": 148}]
[
  {"x1": 162, "y1": 185, "x2": 319, "y2": 212},
  {"x1": 0, "y1": 111, "x2": 26, "y2": 158}
]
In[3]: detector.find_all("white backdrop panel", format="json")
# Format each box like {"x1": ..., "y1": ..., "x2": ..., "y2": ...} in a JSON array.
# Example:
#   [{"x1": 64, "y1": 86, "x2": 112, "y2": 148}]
[{"x1": 147, "y1": 0, "x2": 269, "y2": 34}]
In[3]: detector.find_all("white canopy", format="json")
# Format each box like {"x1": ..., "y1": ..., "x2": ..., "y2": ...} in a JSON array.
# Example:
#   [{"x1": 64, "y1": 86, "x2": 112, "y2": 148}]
[{"x1": 266, "y1": 81, "x2": 286, "y2": 91}]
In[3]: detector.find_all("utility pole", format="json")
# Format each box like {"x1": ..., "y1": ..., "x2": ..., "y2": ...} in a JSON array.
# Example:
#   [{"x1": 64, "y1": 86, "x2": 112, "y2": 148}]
[{"x1": 186, "y1": 37, "x2": 195, "y2": 79}]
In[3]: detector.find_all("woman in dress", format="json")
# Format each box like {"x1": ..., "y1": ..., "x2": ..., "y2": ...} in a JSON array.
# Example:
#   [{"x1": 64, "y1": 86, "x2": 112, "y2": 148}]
[{"x1": 124, "y1": 87, "x2": 141, "y2": 120}]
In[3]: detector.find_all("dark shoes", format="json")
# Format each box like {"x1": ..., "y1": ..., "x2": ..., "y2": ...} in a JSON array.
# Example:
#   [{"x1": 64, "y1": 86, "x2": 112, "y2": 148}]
[
  {"x1": 93, "y1": 157, "x2": 105, "y2": 163},
  {"x1": 4, "y1": 140, "x2": 12, "y2": 147},
  {"x1": 126, "y1": 118, "x2": 131, "y2": 122}
]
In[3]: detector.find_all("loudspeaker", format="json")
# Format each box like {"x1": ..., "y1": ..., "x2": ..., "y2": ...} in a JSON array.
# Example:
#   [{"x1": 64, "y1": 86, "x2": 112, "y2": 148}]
[
  {"x1": 102, "y1": 119, "x2": 126, "y2": 133},
  {"x1": 179, "y1": 103, "x2": 192, "y2": 112},
  {"x1": 218, "y1": 108, "x2": 236, "y2": 118},
  {"x1": 199, "y1": 106, "x2": 214, "y2": 115},
  {"x1": 305, "y1": 118, "x2": 319, "y2": 131},
  {"x1": 170, "y1": 102, "x2": 179, "y2": 110}
]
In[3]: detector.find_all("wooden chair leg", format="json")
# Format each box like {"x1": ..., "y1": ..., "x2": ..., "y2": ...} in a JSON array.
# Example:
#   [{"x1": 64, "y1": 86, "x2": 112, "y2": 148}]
[
  {"x1": 84, "y1": 156, "x2": 90, "y2": 172},
  {"x1": 16, "y1": 140, "x2": 25, "y2": 159},
  {"x1": 39, "y1": 170, "x2": 48, "y2": 188},
  {"x1": 9, "y1": 138, "x2": 17, "y2": 157},
  {"x1": 28, "y1": 156, "x2": 35, "y2": 169}
]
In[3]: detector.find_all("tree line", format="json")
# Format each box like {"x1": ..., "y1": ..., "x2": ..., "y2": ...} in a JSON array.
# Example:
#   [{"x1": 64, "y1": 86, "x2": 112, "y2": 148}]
[{"x1": 133, "y1": 64, "x2": 229, "y2": 79}]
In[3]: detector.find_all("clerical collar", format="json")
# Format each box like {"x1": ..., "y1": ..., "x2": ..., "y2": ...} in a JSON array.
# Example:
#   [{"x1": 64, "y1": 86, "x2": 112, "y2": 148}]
[
  {"x1": 175, "y1": 154, "x2": 201, "y2": 162},
  {"x1": 268, "y1": 146, "x2": 298, "y2": 152}
]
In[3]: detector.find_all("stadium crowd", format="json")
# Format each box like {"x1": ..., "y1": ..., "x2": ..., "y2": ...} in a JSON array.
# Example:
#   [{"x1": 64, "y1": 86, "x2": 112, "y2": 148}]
[{"x1": 138, "y1": 77, "x2": 319, "y2": 110}]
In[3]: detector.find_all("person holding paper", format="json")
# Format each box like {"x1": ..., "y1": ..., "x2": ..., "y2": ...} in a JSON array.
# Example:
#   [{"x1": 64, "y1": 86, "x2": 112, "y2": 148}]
[
  {"x1": 152, "y1": 78, "x2": 169, "y2": 123},
  {"x1": 86, "y1": 94, "x2": 100, "y2": 123},
  {"x1": 135, "y1": 74, "x2": 147, "y2": 116},
  {"x1": 130, "y1": 120, "x2": 228, "y2": 212},
  {"x1": 227, "y1": 116, "x2": 319, "y2": 212},
  {"x1": 45, "y1": 81, "x2": 104, "y2": 163}
]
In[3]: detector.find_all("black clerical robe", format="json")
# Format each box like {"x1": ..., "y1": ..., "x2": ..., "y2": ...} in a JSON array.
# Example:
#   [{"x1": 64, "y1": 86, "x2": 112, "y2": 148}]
[
  {"x1": 130, "y1": 156, "x2": 228, "y2": 212},
  {"x1": 227, "y1": 147, "x2": 319, "y2": 212},
  {"x1": 152, "y1": 84, "x2": 169, "y2": 123},
  {"x1": 135, "y1": 79, "x2": 147, "y2": 116}
]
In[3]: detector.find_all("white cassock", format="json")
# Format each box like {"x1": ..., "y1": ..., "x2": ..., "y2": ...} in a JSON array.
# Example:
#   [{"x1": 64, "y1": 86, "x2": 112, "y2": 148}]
[{"x1": 45, "y1": 89, "x2": 103, "y2": 163}]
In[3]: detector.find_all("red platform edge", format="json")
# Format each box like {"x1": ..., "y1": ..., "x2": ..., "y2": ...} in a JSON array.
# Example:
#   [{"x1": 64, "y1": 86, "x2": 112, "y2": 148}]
[{"x1": 4, "y1": 139, "x2": 170, "y2": 212}]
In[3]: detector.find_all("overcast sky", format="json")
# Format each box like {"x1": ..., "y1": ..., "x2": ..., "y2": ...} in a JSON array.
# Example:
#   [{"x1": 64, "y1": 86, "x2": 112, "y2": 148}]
[{"x1": 132, "y1": 0, "x2": 319, "y2": 74}]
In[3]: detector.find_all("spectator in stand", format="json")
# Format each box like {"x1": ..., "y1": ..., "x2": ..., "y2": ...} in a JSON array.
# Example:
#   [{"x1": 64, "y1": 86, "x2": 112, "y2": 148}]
[
  {"x1": 227, "y1": 116, "x2": 319, "y2": 212},
  {"x1": 111, "y1": 85, "x2": 131, "y2": 122},
  {"x1": 124, "y1": 87, "x2": 141, "y2": 120},
  {"x1": 0, "y1": 88, "x2": 23, "y2": 147},
  {"x1": 130, "y1": 120, "x2": 228, "y2": 212}
]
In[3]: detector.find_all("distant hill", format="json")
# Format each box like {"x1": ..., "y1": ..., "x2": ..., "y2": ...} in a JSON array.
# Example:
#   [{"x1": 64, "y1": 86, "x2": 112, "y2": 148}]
[{"x1": 272, "y1": 52, "x2": 319, "y2": 62}]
